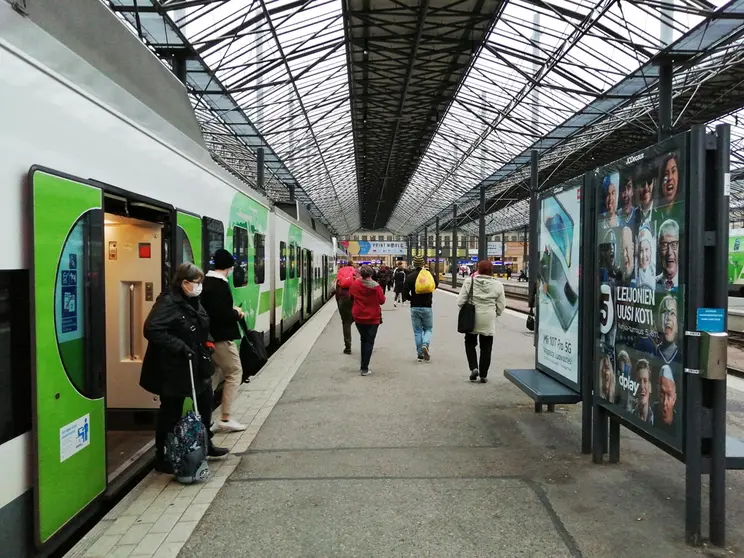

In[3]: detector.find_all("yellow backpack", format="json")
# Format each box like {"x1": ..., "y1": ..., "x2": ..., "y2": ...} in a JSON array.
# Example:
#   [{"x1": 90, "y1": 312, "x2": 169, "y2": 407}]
[{"x1": 414, "y1": 268, "x2": 435, "y2": 294}]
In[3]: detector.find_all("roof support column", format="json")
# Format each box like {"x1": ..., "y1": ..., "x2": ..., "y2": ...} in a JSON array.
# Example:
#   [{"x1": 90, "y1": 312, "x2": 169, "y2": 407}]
[
  {"x1": 257, "y1": 148, "x2": 265, "y2": 192},
  {"x1": 478, "y1": 185, "x2": 487, "y2": 261},
  {"x1": 451, "y1": 204, "x2": 458, "y2": 288},
  {"x1": 528, "y1": 150, "x2": 539, "y2": 313},
  {"x1": 501, "y1": 231, "x2": 505, "y2": 266},
  {"x1": 435, "y1": 217, "x2": 441, "y2": 278},
  {"x1": 523, "y1": 225, "x2": 528, "y2": 272},
  {"x1": 423, "y1": 226, "x2": 428, "y2": 266},
  {"x1": 658, "y1": 60, "x2": 673, "y2": 141},
  {"x1": 407, "y1": 234, "x2": 413, "y2": 264}
]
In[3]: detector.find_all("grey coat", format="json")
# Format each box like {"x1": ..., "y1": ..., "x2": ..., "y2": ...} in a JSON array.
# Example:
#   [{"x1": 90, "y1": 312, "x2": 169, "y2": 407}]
[{"x1": 456, "y1": 275, "x2": 506, "y2": 336}]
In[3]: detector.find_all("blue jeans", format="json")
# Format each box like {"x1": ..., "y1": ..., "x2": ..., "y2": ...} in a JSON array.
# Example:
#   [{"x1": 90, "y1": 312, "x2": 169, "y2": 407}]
[{"x1": 410, "y1": 307, "x2": 433, "y2": 356}]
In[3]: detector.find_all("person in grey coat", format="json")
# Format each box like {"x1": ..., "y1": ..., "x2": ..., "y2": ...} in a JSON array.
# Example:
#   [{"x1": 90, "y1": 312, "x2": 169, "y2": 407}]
[{"x1": 457, "y1": 260, "x2": 506, "y2": 383}]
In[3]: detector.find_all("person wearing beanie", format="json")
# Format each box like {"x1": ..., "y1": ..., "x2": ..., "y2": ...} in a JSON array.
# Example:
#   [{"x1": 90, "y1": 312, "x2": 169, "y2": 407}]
[
  {"x1": 201, "y1": 248, "x2": 248, "y2": 433},
  {"x1": 403, "y1": 254, "x2": 438, "y2": 362}
]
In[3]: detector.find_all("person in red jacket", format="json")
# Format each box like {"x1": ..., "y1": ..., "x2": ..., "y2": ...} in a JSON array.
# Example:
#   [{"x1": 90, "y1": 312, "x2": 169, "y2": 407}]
[{"x1": 350, "y1": 265, "x2": 385, "y2": 376}]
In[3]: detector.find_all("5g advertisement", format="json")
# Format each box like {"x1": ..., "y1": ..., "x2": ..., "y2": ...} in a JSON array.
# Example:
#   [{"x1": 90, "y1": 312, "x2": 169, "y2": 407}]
[
  {"x1": 536, "y1": 183, "x2": 581, "y2": 389},
  {"x1": 595, "y1": 138, "x2": 686, "y2": 449}
]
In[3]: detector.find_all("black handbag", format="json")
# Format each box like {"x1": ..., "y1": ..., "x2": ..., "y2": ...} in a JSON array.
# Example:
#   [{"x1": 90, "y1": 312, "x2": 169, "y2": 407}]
[
  {"x1": 457, "y1": 277, "x2": 476, "y2": 334},
  {"x1": 238, "y1": 319, "x2": 268, "y2": 383},
  {"x1": 526, "y1": 308, "x2": 535, "y2": 331}
]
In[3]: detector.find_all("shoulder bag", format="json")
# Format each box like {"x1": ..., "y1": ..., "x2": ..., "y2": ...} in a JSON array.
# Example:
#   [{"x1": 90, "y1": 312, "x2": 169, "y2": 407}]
[{"x1": 457, "y1": 278, "x2": 476, "y2": 334}]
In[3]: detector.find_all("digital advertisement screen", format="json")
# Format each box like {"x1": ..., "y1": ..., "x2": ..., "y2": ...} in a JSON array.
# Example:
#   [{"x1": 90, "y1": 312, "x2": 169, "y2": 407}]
[
  {"x1": 536, "y1": 182, "x2": 581, "y2": 388},
  {"x1": 595, "y1": 137, "x2": 686, "y2": 448}
]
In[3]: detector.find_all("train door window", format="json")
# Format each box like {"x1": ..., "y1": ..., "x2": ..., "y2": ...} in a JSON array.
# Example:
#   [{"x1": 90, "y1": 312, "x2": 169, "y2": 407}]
[
  {"x1": 280, "y1": 242, "x2": 287, "y2": 281},
  {"x1": 254, "y1": 233, "x2": 265, "y2": 284},
  {"x1": 203, "y1": 217, "x2": 224, "y2": 271},
  {"x1": 233, "y1": 226, "x2": 249, "y2": 287},
  {"x1": 296, "y1": 246, "x2": 302, "y2": 278},
  {"x1": 0, "y1": 270, "x2": 31, "y2": 444},
  {"x1": 55, "y1": 212, "x2": 104, "y2": 398},
  {"x1": 176, "y1": 227, "x2": 195, "y2": 264},
  {"x1": 289, "y1": 243, "x2": 296, "y2": 279}
]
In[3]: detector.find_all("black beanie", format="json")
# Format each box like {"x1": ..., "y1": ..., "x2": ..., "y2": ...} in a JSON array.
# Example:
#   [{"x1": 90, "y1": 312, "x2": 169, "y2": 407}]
[{"x1": 214, "y1": 248, "x2": 235, "y2": 270}]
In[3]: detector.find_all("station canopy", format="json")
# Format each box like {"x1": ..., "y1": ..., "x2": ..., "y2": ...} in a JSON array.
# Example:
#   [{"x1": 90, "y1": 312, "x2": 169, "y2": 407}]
[{"x1": 110, "y1": 0, "x2": 744, "y2": 236}]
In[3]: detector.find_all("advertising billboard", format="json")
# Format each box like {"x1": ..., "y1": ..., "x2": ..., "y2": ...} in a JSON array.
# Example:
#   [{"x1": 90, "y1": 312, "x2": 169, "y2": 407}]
[
  {"x1": 340, "y1": 240, "x2": 407, "y2": 256},
  {"x1": 595, "y1": 137, "x2": 686, "y2": 448},
  {"x1": 536, "y1": 182, "x2": 581, "y2": 389}
]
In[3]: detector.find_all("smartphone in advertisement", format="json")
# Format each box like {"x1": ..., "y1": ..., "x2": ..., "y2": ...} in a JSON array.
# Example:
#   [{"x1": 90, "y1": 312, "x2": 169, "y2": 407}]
[
  {"x1": 538, "y1": 247, "x2": 578, "y2": 332},
  {"x1": 543, "y1": 196, "x2": 575, "y2": 268}
]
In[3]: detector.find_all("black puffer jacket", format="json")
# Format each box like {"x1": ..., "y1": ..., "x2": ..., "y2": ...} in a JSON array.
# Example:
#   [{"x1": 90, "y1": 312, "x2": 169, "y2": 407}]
[{"x1": 140, "y1": 291, "x2": 214, "y2": 398}]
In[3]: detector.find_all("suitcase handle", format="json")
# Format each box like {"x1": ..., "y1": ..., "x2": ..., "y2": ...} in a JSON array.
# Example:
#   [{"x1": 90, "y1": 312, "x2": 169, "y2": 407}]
[{"x1": 188, "y1": 358, "x2": 200, "y2": 419}]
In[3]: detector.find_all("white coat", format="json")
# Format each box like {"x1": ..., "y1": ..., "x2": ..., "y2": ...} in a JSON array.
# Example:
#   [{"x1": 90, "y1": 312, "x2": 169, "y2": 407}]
[{"x1": 456, "y1": 275, "x2": 506, "y2": 336}]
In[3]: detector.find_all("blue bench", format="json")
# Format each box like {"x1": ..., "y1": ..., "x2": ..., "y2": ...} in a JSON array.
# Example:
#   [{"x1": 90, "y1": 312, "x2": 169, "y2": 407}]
[{"x1": 504, "y1": 368, "x2": 582, "y2": 412}]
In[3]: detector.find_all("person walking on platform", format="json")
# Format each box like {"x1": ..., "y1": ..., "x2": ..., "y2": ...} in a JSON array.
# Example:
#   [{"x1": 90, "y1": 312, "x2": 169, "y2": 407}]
[
  {"x1": 393, "y1": 261, "x2": 406, "y2": 306},
  {"x1": 140, "y1": 262, "x2": 229, "y2": 475},
  {"x1": 201, "y1": 249, "x2": 247, "y2": 433},
  {"x1": 350, "y1": 265, "x2": 385, "y2": 376},
  {"x1": 336, "y1": 262, "x2": 357, "y2": 354},
  {"x1": 457, "y1": 260, "x2": 505, "y2": 383},
  {"x1": 404, "y1": 254, "x2": 438, "y2": 362}
]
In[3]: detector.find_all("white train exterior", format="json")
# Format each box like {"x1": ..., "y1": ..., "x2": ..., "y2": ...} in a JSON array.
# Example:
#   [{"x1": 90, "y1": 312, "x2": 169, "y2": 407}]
[{"x1": 0, "y1": 2, "x2": 336, "y2": 555}]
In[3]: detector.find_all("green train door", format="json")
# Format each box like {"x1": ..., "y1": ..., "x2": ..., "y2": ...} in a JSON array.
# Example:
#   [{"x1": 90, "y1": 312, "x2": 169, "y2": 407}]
[{"x1": 29, "y1": 168, "x2": 107, "y2": 549}]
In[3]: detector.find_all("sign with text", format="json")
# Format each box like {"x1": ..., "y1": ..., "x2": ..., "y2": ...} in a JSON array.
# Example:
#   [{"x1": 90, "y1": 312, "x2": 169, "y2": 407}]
[
  {"x1": 536, "y1": 183, "x2": 581, "y2": 388},
  {"x1": 595, "y1": 136, "x2": 686, "y2": 448}
]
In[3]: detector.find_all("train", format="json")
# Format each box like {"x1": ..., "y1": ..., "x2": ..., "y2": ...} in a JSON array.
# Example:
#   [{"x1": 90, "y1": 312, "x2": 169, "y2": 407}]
[
  {"x1": 730, "y1": 228, "x2": 744, "y2": 296},
  {"x1": 0, "y1": 4, "x2": 338, "y2": 556}
]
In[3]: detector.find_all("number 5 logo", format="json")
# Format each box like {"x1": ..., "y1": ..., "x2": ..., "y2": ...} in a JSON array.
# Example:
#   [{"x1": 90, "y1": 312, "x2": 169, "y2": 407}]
[{"x1": 599, "y1": 284, "x2": 613, "y2": 334}]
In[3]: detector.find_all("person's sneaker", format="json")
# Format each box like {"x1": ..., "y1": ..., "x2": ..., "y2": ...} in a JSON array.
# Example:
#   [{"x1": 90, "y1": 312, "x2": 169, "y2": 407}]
[
  {"x1": 417, "y1": 354, "x2": 424, "y2": 362},
  {"x1": 207, "y1": 444, "x2": 229, "y2": 458},
  {"x1": 480, "y1": 377, "x2": 488, "y2": 384},
  {"x1": 216, "y1": 419, "x2": 247, "y2": 432},
  {"x1": 393, "y1": 302, "x2": 397, "y2": 307},
  {"x1": 360, "y1": 368, "x2": 371, "y2": 376},
  {"x1": 469, "y1": 370, "x2": 479, "y2": 382},
  {"x1": 421, "y1": 345, "x2": 430, "y2": 361},
  {"x1": 343, "y1": 347, "x2": 352, "y2": 355}
]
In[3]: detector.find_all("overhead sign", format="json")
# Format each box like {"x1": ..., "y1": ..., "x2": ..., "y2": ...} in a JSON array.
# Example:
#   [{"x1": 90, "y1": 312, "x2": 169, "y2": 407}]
[{"x1": 341, "y1": 240, "x2": 407, "y2": 255}]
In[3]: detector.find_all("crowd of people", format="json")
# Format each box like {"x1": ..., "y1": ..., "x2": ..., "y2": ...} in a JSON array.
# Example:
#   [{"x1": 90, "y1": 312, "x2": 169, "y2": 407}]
[
  {"x1": 335, "y1": 256, "x2": 506, "y2": 380},
  {"x1": 138, "y1": 251, "x2": 507, "y2": 480}
]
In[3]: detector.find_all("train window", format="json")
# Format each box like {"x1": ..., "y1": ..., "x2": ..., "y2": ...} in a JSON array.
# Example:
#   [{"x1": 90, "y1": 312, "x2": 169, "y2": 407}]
[
  {"x1": 176, "y1": 226, "x2": 195, "y2": 265},
  {"x1": 233, "y1": 226, "x2": 249, "y2": 287},
  {"x1": 280, "y1": 242, "x2": 287, "y2": 281},
  {"x1": 254, "y1": 233, "x2": 265, "y2": 284},
  {"x1": 203, "y1": 217, "x2": 224, "y2": 271},
  {"x1": 55, "y1": 213, "x2": 103, "y2": 399},
  {"x1": 296, "y1": 246, "x2": 302, "y2": 278},
  {"x1": 0, "y1": 270, "x2": 31, "y2": 444},
  {"x1": 289, "y1": 243, "x2": 296, "y2": 279}
]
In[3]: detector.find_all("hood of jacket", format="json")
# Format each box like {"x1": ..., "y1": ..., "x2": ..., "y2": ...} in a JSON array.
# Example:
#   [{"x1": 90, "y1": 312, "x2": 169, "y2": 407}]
[
  {"x1": 471, "y1": 275, "x2": 495, "y2": 293},
  {"x1": 360, "y1": 278, "x2": 379, "y2": 288}
]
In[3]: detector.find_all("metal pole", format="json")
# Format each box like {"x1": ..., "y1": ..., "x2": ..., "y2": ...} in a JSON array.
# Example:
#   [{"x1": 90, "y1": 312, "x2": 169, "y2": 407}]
[
  {"x1": 523, "y1": 224, "x2": 528, "y2": 274},
  {"x1": 478, "y1": 185, "x2": 487, "y2": 260},
  {"x1": 658, "y1": 60, "x2": 673, "y2": 142},
  {"x1": 435, "y1": 217, "x2": 441, "y2": 278},
  {"x1": 452, "y1": 204, "x2": 458, "y2": 288},
  {"x1": 423, "y1": 226, "x2": 428, "y2": 266},
  {"x1": 580, "y1": 172, "x2": 594, "y2": 455},
  {"x1": 685, "y1": 124, "x2": 706, "y2": 545},
  {"x1": 501, "y1": 231, "x2": 506, "y2": 268},
  {"x1": 406, "y1": 234, "x2": 412, "y2": 264},
  {"x1": 710, "y1": 123, "x2": 730, "y2": 547},
  {"x1": 257, "y1": 148, "x2": 265, "y2": 191},
  {"x1": 528, "y1": 150, "x2": 539, "y2": 309}
]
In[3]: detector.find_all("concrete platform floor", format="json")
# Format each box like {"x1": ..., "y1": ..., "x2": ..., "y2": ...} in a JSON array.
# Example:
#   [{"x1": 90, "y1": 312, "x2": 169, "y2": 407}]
[{"x1": 178, "y1": 291, "x2": 744, "y2": 558}]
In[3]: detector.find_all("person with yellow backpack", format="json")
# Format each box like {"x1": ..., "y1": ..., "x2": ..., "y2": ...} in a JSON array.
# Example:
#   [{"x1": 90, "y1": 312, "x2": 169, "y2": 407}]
[{"x1": 403, "y1": 254, "x2": 438, "y2": 362}]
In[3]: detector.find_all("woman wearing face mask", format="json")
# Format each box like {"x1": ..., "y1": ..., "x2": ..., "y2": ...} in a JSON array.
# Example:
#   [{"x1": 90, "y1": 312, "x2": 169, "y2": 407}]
[{"x1": 140, "y1": 262, "x2": 229, "y2": 474}]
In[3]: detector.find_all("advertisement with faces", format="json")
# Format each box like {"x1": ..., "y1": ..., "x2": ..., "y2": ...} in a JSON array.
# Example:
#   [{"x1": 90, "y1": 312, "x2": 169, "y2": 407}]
[{"x1": 596, "y1": 145, "x2": 684, "y2": 446}]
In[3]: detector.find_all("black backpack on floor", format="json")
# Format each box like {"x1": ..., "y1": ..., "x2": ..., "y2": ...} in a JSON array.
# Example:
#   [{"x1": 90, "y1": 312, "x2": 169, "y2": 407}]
[{"x1": 239, "y1": 320, "x2": 268, "y2": 383}]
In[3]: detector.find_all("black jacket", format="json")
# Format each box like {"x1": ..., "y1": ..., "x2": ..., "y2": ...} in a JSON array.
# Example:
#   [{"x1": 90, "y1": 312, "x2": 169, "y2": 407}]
[
  {"x1": 140, "y1": 291, "x2": 214, "y2": 398},
  {"x1": 393, "y1": 268, "x2": 406, "y2": 291},
  {"x1": 201, "y1": 274, "x2": 241, "y2": 341},
  {"x1": 403, "y1": 268, "x2": 439, "y2": 307}
]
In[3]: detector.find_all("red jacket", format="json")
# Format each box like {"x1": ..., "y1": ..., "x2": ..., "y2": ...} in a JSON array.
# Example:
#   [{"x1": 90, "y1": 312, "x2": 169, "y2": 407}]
[{"x1": 350, "y1": 280, "x2": 385, "y2": 324}]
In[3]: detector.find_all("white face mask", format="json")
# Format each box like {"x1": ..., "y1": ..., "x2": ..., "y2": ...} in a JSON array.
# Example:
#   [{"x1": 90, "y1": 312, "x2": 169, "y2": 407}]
[{"x1": 184, "y1": 281, "x2": 202, "y2": 297}]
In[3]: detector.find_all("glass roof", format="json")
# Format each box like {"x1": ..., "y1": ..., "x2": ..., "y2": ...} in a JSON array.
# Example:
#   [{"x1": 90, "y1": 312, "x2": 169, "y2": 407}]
[
  {"x1": 386, "y1": 0, "x2": 732, "y2": 233},
  {"x1": 109, "y1": 0, "x2": 744, "y2": 237}
]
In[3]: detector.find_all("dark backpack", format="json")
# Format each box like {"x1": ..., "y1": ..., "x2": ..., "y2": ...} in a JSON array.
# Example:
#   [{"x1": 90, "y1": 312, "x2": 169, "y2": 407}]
[{"x1": 239, "y1": 320, "x2": 268, "y2": 383}]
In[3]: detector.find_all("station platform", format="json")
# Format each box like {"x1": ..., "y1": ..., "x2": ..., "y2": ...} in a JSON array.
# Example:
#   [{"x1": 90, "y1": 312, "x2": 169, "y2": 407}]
[{"x1": 68, "y1": 291, "x2": 744, "y2": 557}]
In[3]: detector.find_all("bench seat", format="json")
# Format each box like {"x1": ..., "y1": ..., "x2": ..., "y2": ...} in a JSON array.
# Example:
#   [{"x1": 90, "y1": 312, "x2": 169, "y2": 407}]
[{"x1": 504, "y1": 368, "x2": 581, "y2": 412}]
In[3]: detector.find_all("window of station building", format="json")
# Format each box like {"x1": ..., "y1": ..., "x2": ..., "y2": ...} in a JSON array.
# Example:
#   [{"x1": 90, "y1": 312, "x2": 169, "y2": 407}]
[
  {"x1": 289, "y1": 243, "x2": 296, "y2": 279},
  {"x1": 232, "y1": 226, "x2": 249, "y2": 287},
  {"x1": 361, "y1": 235, "x2": 368, "y2": 241},
  {"x1": 254, "y1": 233, "x2": 265, "y2": 284},
  {"x1": 279, "y1": 241, "x2": 287, "y2": 281},
  {"x1": 387, "y1": 235, "x2": 392, "y2": 241},
  {"x1": 0, "y1": 270, "x2": 31, "y2": 444}
]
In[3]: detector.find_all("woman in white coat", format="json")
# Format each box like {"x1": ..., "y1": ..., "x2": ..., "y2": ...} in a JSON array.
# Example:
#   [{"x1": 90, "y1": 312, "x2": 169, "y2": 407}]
[{"x1": 457, "y1": 260, "x2": 506, "y2": 383}]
